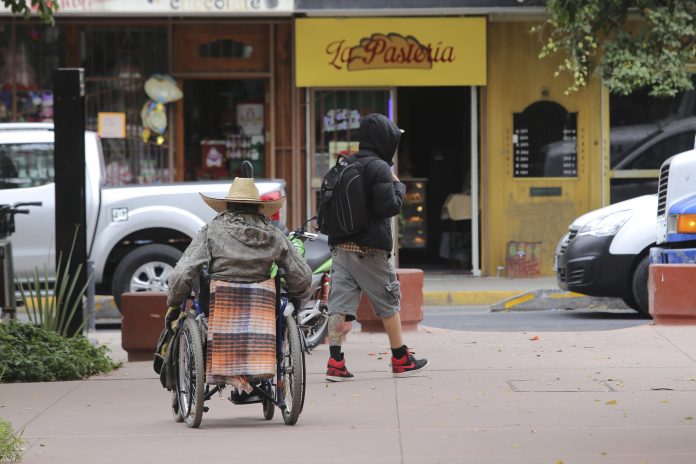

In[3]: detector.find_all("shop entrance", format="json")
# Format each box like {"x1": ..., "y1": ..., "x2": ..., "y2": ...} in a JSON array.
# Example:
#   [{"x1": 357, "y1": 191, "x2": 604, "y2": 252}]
[
  {"x1": 396, "y1": 87, "x2": 472, "y2": 271},
  {"x1": 181, "y1": 79, "x2": 267, "y2": 181}
]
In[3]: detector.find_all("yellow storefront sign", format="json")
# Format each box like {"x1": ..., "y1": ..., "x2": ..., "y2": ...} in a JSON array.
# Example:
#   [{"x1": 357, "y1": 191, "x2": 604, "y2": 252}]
[{"x1": 295, "y1": 17, "x2": 486, "y2": 87}]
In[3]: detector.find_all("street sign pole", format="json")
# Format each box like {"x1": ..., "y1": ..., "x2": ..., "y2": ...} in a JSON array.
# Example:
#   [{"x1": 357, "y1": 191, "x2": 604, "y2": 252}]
[{"x1": 53, "y1": 68, "x2": 87, "y2": 337}]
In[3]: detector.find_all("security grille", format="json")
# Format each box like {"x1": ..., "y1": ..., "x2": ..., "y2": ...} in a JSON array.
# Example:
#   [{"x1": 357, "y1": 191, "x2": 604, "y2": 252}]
[{"x1": 657, "y1": 160, "x2": 670, "y2": 217}]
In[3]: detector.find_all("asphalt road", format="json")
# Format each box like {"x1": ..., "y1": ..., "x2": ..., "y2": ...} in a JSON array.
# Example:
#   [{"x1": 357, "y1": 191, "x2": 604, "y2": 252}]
[{"x1": 422, "y1": 305, "x2": 653, "y2": 332}]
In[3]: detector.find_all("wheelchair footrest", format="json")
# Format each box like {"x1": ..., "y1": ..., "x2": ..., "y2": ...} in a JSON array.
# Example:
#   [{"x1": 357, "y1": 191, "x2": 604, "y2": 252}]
[{"x1": 228, "y1": 390, "x2": 263, "y2": 405}]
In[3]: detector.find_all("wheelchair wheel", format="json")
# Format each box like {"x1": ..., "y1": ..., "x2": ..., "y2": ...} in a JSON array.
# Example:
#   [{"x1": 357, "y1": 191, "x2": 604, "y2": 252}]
[
  {"x1": 280, "y1": 315, "x2": 305, "y2": 425},
  {"x1": 176, "y1": 317, "x2": 205, "y2": 428},
  {"x1": 262, "y1": 397, "x2": 275, "y2": 420}
]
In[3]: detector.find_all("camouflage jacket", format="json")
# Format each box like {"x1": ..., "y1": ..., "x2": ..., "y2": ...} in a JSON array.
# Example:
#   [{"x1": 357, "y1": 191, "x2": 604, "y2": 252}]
[{"x1": 166, "y1": 210, "x2": 312, "y2": 307}]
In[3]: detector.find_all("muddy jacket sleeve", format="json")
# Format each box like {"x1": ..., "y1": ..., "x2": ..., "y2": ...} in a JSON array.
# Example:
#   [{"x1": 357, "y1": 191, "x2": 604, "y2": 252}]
[
  {"x1": 371, "y1": 162, "x2": 406, "y2": 219},
  {"x1": 276, "y1": 232, "x2": 312, "y2": 300},
  {"x1": 166, "y1": 226, "x2": 211, "y2": 307}
]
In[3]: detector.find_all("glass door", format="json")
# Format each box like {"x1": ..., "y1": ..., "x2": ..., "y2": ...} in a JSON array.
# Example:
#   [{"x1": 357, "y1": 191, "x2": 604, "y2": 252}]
[
  {"x1": 183, "y1": 79, "x2": 267, "y2": 181},
  {"x1": 309, "y1": 89, "x2": 393, "y2": 214}
]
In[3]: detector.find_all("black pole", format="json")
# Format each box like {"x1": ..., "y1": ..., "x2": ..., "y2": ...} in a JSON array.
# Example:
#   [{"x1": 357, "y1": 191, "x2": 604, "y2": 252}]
[{"x1": 53, "y1": 68, "x2": 87, "y2": 337}]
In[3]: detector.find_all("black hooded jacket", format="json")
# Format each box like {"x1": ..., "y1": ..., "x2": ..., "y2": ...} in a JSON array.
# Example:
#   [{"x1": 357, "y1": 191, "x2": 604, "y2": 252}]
[{"x1": 329, "y1": 113, "x2": 405, "y2": 252}]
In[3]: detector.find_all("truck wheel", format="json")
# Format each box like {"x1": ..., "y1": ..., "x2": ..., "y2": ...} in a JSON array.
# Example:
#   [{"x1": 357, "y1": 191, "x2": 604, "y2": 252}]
[
  {"x1": 112, "y1": 244, "x2": 182, "y2": 310},
  {"x1": 630, "y1": 255, "x2": 651, "y2": 317}
]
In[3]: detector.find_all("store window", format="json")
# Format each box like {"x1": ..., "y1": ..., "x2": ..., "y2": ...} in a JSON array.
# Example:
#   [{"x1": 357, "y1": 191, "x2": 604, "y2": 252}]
[
  {"x1": 173, "y1": 24, "x2": 268, "y2": 74},
  {"x1": 610, "y1": 76, "x2": 696, "y2": 203},
  {"x1": 0, "y1": 23, "x2": 65, "y2": 123},
  {"x1": 310, "y1": 89, "x2": 391, "y2": 208},
  {"x1": 183, "y1": 79, "x2": 266, "y2": 181},
  {"x1": 81, "y1": 27, "x2": 170, "y2": 185}
]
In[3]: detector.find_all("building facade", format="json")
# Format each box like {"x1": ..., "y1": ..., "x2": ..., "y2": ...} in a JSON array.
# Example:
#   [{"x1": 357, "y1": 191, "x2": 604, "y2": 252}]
[{"x1": 3, "y1": 1, "x2": 691, "y2": 276}]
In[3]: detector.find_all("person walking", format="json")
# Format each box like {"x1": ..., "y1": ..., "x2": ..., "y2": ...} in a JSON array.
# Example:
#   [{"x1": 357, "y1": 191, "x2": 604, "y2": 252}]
[{"x1": 325, "y1": 113, "x2": 428, "y2": 382}]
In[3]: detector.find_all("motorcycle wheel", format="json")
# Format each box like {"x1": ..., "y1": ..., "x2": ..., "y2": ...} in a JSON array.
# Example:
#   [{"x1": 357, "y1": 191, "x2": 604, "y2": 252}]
[{"x1": 301, "y1": 300, "x2": 329, "y2": 350}]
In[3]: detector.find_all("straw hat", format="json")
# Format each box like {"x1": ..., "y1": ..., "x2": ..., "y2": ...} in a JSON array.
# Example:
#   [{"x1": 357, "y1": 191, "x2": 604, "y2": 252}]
[{"x1": 199, "y1": 177, "x2": 285, "y2": 217}]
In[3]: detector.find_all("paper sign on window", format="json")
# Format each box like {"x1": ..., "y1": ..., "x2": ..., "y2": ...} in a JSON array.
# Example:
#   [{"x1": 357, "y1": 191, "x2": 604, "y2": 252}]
[{"x1": 98, "y1": 112, "x2": 127, "y2": 139}]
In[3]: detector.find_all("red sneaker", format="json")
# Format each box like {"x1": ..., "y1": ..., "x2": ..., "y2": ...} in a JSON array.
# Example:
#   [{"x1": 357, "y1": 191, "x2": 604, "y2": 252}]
[
  {"x1": 391, "y1": 349, "x2": 429, "y2": 377},
  {"x1": 326, "y1": 357, "x2": 355, "y2": 382}
]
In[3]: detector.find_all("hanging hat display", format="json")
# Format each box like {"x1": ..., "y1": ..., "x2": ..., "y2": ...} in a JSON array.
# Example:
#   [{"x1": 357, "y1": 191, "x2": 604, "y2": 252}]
[
  {"x1": 144, "y1": 74, "x2": 183, "y2": 103},
  {"x1": 140, "y1": 100, "x2": 167, "y2": 144},
  {"x1": 140, "y1": 75, "x2": 182, "y2": 145}
]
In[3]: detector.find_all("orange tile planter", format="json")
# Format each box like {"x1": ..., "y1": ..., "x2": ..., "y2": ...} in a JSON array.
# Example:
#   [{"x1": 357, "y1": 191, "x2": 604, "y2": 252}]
[
  {"x1": 121, "y1": 292, "x2": 168, "y2": 361},
  {"x1": 356, "y1": 268, "x2": 424, "y2": 332},
  {"x1": 649, "y1": 264, "x2": 696, "y2": 324}
]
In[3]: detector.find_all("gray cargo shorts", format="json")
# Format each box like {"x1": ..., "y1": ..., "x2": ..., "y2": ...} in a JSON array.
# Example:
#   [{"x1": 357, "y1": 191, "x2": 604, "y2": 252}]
[{"x1": 327, "y1": 247, "x2": 401, "y2": 321}]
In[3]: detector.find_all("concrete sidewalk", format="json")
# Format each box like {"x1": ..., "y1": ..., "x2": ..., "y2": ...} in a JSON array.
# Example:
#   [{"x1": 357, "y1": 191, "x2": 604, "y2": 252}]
[{"x1": 4, "y1": 322, "x2": 696, "y2": 463}]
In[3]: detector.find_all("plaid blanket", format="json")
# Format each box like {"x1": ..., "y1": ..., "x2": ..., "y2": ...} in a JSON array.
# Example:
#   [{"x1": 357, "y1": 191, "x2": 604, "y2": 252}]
[{"x1": 206, "y1": 278, "x2": 277, "y2": 392}]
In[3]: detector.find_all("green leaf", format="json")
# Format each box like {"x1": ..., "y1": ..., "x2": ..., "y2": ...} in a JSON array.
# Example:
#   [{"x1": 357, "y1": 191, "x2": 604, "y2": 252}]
[{"x1": 539, "y1": 0, "x2": 696, "y2": 96}]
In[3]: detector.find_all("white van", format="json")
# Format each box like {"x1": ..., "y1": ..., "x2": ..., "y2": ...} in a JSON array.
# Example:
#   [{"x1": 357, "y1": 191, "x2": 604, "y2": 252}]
[{"x1": 554, "y1": 195, "x2": 656, "y2": 315}]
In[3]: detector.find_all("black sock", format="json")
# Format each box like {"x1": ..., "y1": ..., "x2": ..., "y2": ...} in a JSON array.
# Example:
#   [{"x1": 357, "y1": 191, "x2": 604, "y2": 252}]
[
  {"x1": 330, "y1": 345, "x2": 342, "y2": 361},
  {"x1": 392, "y1": 345, "x2": 408, "y2": 359}
]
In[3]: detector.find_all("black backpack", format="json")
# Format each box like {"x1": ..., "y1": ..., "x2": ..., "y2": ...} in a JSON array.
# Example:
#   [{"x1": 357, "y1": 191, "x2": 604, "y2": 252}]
[{"x1": 317, "y1": 155, "x2": 372, "y2": 237}]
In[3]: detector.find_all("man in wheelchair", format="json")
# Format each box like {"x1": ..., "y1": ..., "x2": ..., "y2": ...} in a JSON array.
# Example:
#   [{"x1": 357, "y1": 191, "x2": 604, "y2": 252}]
[{"x1": 162, "y1": 174, "x2": 312, "y2": 401}]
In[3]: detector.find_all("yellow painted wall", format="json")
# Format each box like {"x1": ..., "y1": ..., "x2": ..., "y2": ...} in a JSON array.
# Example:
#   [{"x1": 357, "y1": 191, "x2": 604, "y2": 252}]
[{"x1": 483, "y1": 21, "x2": 605, "y2": 276}]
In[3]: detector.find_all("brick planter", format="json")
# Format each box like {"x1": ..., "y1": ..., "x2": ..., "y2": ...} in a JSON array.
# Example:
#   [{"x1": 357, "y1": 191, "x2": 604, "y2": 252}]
[
  {"x1": 649, "y1": 264, "x2": 696, "y2": 324},
  {"x1": 356, "y1": 268, "x2": 423, "y2": 332},
  {"x1": 120, "y1": 292, "x2": 168, "y2": 361}
]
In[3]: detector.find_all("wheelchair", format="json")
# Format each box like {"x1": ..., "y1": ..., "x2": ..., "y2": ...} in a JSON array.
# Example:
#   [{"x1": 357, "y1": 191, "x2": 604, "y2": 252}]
[{"x1": 170, "y1": 273, "x2": 306, "y2": 428}]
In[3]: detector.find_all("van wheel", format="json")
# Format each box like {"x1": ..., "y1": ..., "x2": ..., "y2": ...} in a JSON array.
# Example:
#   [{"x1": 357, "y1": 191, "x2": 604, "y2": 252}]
[
  {"x1": 621, "y1": 294, "x2": 639, "y2": 312},
  {"x1": 112, "y1": 244, "x2": 182, "y2": 310},
  {"x1": 630, "y1": 255, "x2": 651, "y2": 317}
]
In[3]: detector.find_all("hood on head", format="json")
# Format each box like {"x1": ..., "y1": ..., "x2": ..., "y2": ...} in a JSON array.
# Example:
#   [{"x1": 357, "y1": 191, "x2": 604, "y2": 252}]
[{"x1": 358, "y1": 113, "x2": 402, "y2": 165}]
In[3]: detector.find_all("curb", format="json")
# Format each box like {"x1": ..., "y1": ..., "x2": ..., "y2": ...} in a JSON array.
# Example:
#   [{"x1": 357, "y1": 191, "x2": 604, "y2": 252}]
[
  {"x1": 423, "y1": 288, "x2": 629, "y2": 311},
  {"x1": 489, "y1": 289, "x2": 629, "y2": 312},
  {"x1": 424, "y1": 290, "x2": 521, "y2": 306}
]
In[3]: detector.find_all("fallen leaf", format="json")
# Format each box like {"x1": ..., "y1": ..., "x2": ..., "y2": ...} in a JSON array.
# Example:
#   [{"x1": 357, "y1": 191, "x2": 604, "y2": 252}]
[
  {"x1": 530, "y1": 336, "x2": 540, "y2": 341},
  {"x1": 685, "y1": 416, "x2": 693, "y2": 420},
  {"x1": 660, "y1": 400, "x2": 669, "y2": 404},
  {"x1": 605, "y1": 400, "x2": 618, "y2": 405},
  {"x1": 368, "y1": 352, "x2": 376, "y2": 356}
]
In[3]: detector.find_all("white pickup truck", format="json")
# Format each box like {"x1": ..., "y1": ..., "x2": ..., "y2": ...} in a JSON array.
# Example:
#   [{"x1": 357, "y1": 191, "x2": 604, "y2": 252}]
[{"x1": 0, "y1": 123, "x2": 285, "y2": 307}]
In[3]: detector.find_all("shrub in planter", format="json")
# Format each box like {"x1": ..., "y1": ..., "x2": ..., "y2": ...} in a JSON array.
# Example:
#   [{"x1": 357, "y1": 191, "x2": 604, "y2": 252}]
[
  {"x1": 0, "y1": 321, "x2": 117, "y2": 382},
  {"x1": 18, "y1": 229, "x2": 92, "y2": 337}
]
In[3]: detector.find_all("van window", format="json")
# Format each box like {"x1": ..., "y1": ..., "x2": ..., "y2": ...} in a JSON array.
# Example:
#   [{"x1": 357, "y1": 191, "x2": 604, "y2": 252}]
[{"x1": 0, "y1": 143, "x2": 54, "y2": 189}]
